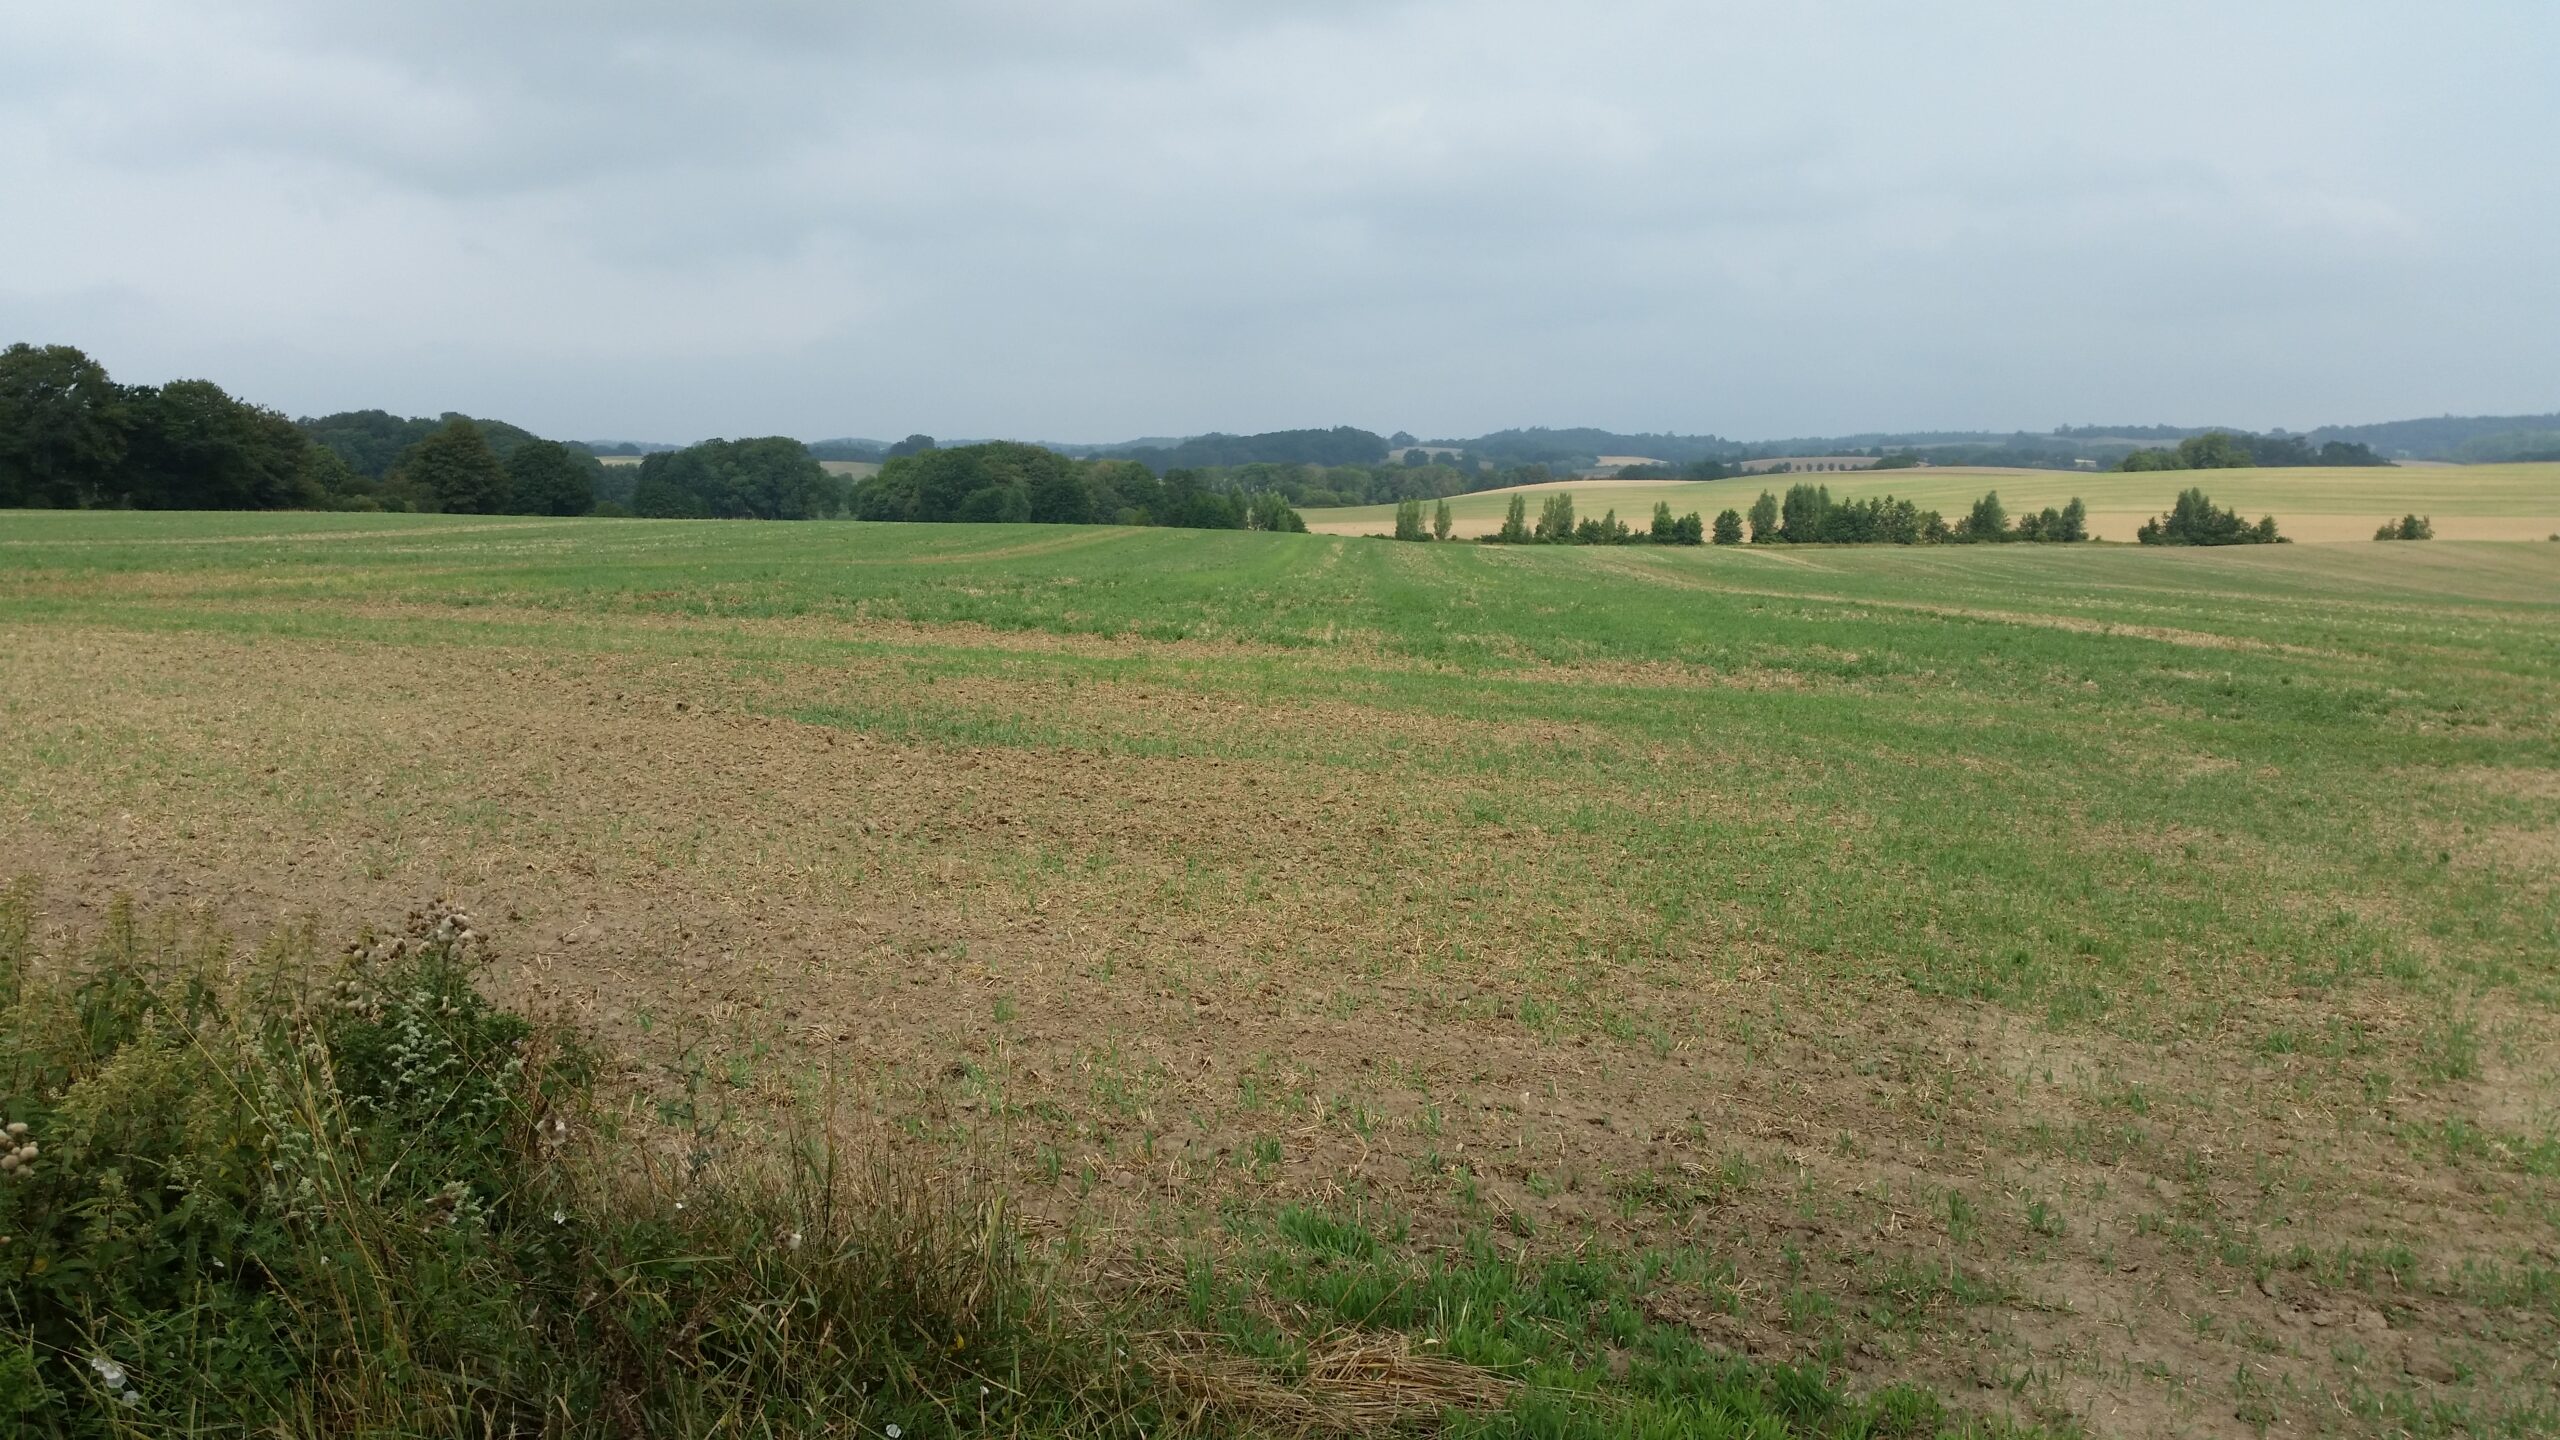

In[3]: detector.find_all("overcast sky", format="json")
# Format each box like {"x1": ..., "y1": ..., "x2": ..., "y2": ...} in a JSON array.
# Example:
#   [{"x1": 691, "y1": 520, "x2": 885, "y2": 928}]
[{"x1": 5, "y1": 2, "x2": 2554, "y2": 444}]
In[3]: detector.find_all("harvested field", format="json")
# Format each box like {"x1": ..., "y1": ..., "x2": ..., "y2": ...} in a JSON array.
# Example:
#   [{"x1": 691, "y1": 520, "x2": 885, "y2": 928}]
[
  {"x1": 1305, "y1": 462, "x2": 2560, "y2": 544},
  {"x1": 3, "y1": 512, "x2": 2556, "y2": 1437}
]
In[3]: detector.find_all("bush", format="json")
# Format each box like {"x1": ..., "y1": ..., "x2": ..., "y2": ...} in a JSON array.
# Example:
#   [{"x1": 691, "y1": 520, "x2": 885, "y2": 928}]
[
  {"x1": 2136, "y1": 488, "x2": 2284, "y2": 545},
  {"x1": 0, "y1": 888, "x2": 1133, "y2": 1437},
  {"x1": 2374, "y1": 514, "x2": 2433, "y2": 541}
]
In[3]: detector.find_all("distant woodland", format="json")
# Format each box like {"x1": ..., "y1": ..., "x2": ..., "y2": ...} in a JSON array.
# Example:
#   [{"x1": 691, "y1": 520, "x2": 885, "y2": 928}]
[{"x1": 6, "y1": 338, "x2": 2552, "y2": 519}]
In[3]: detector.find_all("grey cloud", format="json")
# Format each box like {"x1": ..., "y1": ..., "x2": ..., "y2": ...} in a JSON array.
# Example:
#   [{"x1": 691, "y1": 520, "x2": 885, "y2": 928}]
[{"x1": 1, "y1": 1, "x2": 2552, "y2": 441}]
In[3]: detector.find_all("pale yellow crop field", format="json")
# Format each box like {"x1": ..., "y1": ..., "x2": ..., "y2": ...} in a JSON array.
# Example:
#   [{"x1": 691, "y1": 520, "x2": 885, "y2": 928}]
[{"x1": 1305, "y1": 462, "x2": 2560, "y2": 543}]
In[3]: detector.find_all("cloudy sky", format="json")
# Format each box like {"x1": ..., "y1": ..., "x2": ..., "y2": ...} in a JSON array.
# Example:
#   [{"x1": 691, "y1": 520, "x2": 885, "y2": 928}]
[{"x1": 5, "y1": 2, "x2": 2554, "y2": 443}]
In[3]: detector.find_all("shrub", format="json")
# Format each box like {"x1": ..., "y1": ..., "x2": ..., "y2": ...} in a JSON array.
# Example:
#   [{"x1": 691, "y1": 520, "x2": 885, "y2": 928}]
[
  {"x1": 0, "y1": 888, "x2": 1133, "y2": 1437},
  {"x1": 2375, "y1": 514, "x2": 2433, "y2": 541},
  {"x1": 2137, "y1": 488, "x2": 2284, "y2": 545}
]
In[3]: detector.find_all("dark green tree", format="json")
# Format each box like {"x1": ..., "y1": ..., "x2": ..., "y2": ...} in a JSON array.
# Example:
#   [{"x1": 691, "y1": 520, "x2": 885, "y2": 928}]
[
  {"x1": 624, "y1": 438, "x2": 842, "y2": 519},
  {"x1": 398, "y1": 418, "x2": 509, "y2": 514},
  {"x1": 630, "y1": 462, "x2": 709, "y2": 518},
  {"x1": 1711, "y1": 509, "x2": 1744, "y2": 545},
  {"x1": 1746, "y1": 490, "x2": 1779, "y2": 543},
  {"x1": 955, "y1": 483, "x2": 1029, "y2": 523},
  {"x1": 298, "y1": 443, "x2": 368, "y2": 508},
  {"x1": 503, "y1": 439, "x2": 597, "y2": 516},
  {"x1": 1962, "y1": 490, "x2": 2009, "y2": 542},
  {"x1": 1778, "y1": 483, "x2": 1831, "y2": 543},
  {"x1": 2136, "y1": 487, "x2": 2282, "y2": 545},
  {"x1": 0, "y1": 342, "x2": 129, "y2": 507},
  {"x1": 1026, "y1": 464, "x2": 1095, "y2": 524},
  {"x1": 1495, "y1": 492, "x2": 1530, "y2": 543},
  {"x1": 2176, "y1": 432, "x2": 2254, "y2": 469},
  {"x1": 120, "y1": 380, "x2": 312, "y2": 510},
  {"x1": 1433, "y1": 498, "x2": 1453, "y2": 540},
  {"x1": 1534, "y1": 491, "x2": 1576, "y2": 543}
]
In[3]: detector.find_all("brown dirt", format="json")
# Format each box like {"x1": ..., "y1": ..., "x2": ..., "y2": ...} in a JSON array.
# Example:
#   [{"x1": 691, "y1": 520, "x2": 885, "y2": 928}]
[{"x1": 2, "y1": 619, "x2": 2553, "y2": 1438}]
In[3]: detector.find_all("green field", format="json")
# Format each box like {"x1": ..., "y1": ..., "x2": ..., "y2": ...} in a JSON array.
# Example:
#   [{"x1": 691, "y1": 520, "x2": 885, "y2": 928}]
[
  {"x1": 1308, "y1": 461, "x2": 2560, "y2": 543},
  {"x1": 4, "y1": 512, "x2": 2557, "y2": 1435}
]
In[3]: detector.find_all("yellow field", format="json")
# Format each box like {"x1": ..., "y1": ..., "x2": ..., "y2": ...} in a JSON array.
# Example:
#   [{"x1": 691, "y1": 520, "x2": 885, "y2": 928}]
[{"x1": 1305, "y1": 462, "x2": 2560, "y2": 543}]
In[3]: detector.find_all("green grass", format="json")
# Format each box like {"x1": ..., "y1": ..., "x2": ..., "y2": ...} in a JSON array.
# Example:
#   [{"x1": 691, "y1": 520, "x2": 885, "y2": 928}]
[
  {"x1": 1, "y1": 511, "x2": 2555, "y2": 1434},
  {"x1": 2, "y1": 516, "x2": 2554, "y2": 1024}
]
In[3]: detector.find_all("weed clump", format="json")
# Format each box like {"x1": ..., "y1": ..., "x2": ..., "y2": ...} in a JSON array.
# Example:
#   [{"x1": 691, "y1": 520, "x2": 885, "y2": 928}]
[{"x1": 0, "y1": 885, "x2": 1124, "y2": 1437}]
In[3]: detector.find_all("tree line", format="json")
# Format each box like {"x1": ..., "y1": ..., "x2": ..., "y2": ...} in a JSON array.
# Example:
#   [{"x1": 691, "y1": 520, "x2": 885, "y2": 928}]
[
  {"x1": 1718, "y1": 486, "x2": 2089, "y2": 545},
  {"x1": 850, "y1": 442, "x2": 1305, "y2": 531},
  {"x1": 1460, "y1": 494, "x2": 1709, "y2": 545},
  {"x1": 0, "y1": 342, "x2": 331, "y2": 510},
  {"x1": 2117, "y1": 430, "x2": 2386, "y2": 471}
]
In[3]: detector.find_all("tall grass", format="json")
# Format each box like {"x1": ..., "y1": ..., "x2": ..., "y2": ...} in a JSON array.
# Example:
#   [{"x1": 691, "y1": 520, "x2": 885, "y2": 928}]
[{"x1": 0, "y1": 885, "x2": 1151, "y2": 1437}]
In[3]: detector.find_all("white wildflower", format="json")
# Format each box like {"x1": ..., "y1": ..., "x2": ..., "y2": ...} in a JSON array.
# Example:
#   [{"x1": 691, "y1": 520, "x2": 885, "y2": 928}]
[
  {"x1": 885, "y1": 1426, "x2": 901, "y2": 1439},
  {"x1": 552, "y1": 1208, "x2": 568, "y2": 1225},
  {"x1": 88, "y1": 1356, "x2": 127, "y2": 1388}
]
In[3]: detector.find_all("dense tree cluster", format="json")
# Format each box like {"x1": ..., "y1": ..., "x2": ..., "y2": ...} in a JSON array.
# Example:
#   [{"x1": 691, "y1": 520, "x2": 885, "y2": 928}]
[
  {"x1": 852, "y1": 442, "x2": 1305, "y2": 532},
  {"x1": 302, "y1": 408, "x2": 552, "y2": 480},
  {"x1": 627, "y1": 437, "x2": 845, "y2": 519},
  {"x1": 0, "y1": 342, "x2": 622, "y2": 514},
  {"x1": 2374, "y1": 514, "x2": 2434, "y2": 541},
  {"x1": 0, "y1": 343, "x2": 319, "y2": 509},
  {"x1": 2117, "y1": 431, "x2": 2385, "y2": 471},
  {"x1": 2136, "y1": 488, "x2": 2284, "y2": 545}
]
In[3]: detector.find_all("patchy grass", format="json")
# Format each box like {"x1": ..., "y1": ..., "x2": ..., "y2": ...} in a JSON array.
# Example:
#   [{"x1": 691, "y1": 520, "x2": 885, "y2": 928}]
[
  {"x1": 0, "y1": 888, "x2": 2033, "y2": 1437},
  {"x1": 1, "y1": 512, "x2": 2556, "y2": 1435}
]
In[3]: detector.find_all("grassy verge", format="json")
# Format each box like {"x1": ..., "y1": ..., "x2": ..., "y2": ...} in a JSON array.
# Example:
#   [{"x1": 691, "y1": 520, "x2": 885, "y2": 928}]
[{"x1": 0, "y1": 885, "x2": 2029, "y2": 1437}]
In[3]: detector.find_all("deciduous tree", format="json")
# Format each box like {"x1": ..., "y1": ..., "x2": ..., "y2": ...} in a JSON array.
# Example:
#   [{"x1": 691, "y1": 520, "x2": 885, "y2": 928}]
[{"x1": 400, "y1": 418, "x2": 509, "y2": 514}]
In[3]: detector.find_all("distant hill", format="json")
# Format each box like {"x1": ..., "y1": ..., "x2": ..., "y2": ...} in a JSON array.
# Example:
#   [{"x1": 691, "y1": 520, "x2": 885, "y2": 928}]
[
  {"x1": 507, "y1": 409, "x2": 2560, "y2": 477},
  {"x1": 1450, "y1": 428, "x2": 1742, "y2": 467},
  {"x1": 2302, "y1": 414, "x2": 2560, "y2": 461},
  {"x1": 1092, "y1": 426, "x2": 1389, "y2": 473}
]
